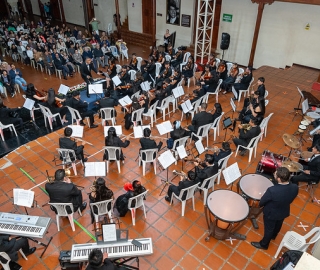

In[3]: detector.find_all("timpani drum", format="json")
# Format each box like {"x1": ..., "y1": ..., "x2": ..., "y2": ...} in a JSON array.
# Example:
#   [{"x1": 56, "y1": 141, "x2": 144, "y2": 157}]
[
  {"x1": 205, "y1": 190, "x2": 249, "y2": 241},
  {"x1": 307, "y1": 112, "x2": 320, "y2": 119}
]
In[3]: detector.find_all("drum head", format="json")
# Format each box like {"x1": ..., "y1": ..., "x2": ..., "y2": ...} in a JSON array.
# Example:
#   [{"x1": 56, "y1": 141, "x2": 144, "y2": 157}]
[
  {"x1": 301, "y1": 120, "x2": 309, "y2": 126},
  {"x1": 239, "y1": 174, "x2": 273, "y2": 200}
]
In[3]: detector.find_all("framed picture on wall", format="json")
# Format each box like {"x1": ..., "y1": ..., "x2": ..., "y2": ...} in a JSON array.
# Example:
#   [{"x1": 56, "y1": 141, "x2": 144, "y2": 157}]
[{"x1": 167, "y1": 0, "x2": 180, "y2": 25}]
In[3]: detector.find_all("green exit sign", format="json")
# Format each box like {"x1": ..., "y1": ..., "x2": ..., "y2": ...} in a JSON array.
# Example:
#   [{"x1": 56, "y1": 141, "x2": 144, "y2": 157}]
[{"x1": 222, "y1": 13, "x2": 233, "y2": 22}]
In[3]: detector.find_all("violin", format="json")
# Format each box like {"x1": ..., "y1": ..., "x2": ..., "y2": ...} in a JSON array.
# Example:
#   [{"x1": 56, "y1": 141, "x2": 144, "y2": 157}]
[
  {"x1": 158, "y1": 54, "x2": 163, "y2": 63},
  {"x1": 178, "y1": 94, "x2": 196, "y2": 105},
  {"x1": 132, "y1": 58, "x2": 137, "y2": 65},
  {"x1": 36, "y1": 89, "x2": 48, "y2": 102},
  {"x1": 174, "y1": 51, "x2": 181, "y2": 59},
  {"x1": 120, "y1": 84, "x2": 131, "y2": 89},
  {"x1": 107, "y1": 64, "x2": 114, "y2": 75},
  {"x1": 168, "y1": 48, "x2": 172, "y2": 55},
  {"x1": 184, "y1": 61, "x2": 192, "y2": 70}
]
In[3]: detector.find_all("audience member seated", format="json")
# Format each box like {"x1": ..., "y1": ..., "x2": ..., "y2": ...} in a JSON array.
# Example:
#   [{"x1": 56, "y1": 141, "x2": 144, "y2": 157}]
[
  {"x1": 9, "y1": 63, "x2": 27, "y2": 91},
  {"x1": 0, "y1": 70, "x2": 15, "y2": 97}
]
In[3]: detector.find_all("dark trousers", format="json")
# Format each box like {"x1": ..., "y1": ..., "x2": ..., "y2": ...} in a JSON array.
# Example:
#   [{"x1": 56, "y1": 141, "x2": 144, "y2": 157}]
[
  {"x1": 167, "y1": 184, "x2": 179, "y2": 199},
  {"x1": 80, "y1": 110, "x2": 95, "y2": 125},
  {"x1": 260, "y1": 215, "x2": 284, "y2": 248},
  {"x1": 233, "y1": 137, "x2": 248, "y2": 150},
  {"x1": 8, "y1": 237, "x2": 30, "y2": 261},
  {"x1": 4, "y1": 83, "x2": 14, "y2": 94},
  {"x1": 291, "y1": 173, "x2": 319, "y2": 184}
]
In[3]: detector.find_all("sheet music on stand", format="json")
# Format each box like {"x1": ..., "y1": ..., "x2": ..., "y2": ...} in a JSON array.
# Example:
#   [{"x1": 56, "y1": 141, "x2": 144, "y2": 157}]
[
  {"x1": 230, "y1": 97, "x2": 236, "y2": 112},
  {"x1": 13, "y1": 188, "x2": 34, "y2": 208},
  {"x1": 84, "y1": 162, "x2": 106, "y2": 177},
  {"x1": 102, "y1": 223, "x2": 117, "y2": 242},
  {"x1": 140, "y1": 81, "x2": 150, "y2": 91},
  {"x1": 118, "y1": 95, "x2": 132, "y2": 107},
  {"x1": 222, "y1": 162, "x2": 241, "y2": 186},
  {"x1": 133, "y1": 125, "x2": 151, "y2": 138},
  {"x1": 181, "y1": 99, "x2": 193, "y2": 113},
  {"x1": 23, "y1": 98, "x2": 35, "y2": 111},
  {"x1": 104, "y1": 125, "x2": 123, "y2": 137},
  {"x1": 195, "y1": 140, "x2": 205, "y2": 155},
  {"x1": 176, "y1": 145, "x2": 187, "y2": 159},
  {"x1": 232, "y1": 87, "x2": 238, "y2": 100},
  {"x1": 172, "y1": 86, "x2": 184, "y2": 98},
  {"x1": 302, "y1": 98, "x2": 309, "y2": 115},
  {"x1": 158, "y1": 150, "x2": 176, "y2": 169},
  {"x1": 156, "y1": 121, "x2": 173, "y2": 135},
  {"x1": 68, "y1": 125, "x2": 84, "y2": 138},
  {"x1": 58, "y1": 84, "x2": 69, "y2": 95},
  {"x1": 112, "y1": 75, "x2": 122, "y2": 86},
  {"x1": 88, "y1": 83, "x2": 103, "y2": 94}
]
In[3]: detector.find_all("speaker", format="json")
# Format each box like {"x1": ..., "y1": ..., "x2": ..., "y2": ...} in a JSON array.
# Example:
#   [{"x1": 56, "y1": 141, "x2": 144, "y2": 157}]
[{"x1": 220, "y1": 33, "x2": 230, "y2": 50}]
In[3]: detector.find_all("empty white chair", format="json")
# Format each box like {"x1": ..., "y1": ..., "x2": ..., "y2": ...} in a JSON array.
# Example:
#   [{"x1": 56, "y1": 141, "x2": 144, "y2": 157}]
[
  {"x1": 235, "y1": 133, "x2": 263, "y2": 163},
  {"x1": 155, "y1": 63, "x2": 162, "y2": 77},
  {"x1": 67, "y1": 106, "x2": 90, "y2": 127},
  {"x1": 131, "y1": 108, "x2": 145, "y2": 126},
  {"x1": 110, "y1": 46, "x2": 119, "y2": 59},
  {"x1": 90, "y1": 199, "x2": 113, "y2": 223},
  {"x1": 217, "y1": 152, "x2": 233, "y2": 184},
  {"x1": 49, "y1": 202, "x2": 82, "y2": 231},
  {"x1": 180, "y1": 52, "x2": 191, "y2": 72},
  {"x1": 104, "y1": 146, "x2": 122, "y2": 173},
  {"x1": 38, "y1": 104, "x2": 62, "y2": 130},
  {"x1": 210, "y1": 112, "x2": 224, "y2": 141},
  {"x1": 136, "y1": 57, "x2": 142, "y2": 71},
  {"x1": 260, "y1": 112, "x2": 273, "y2": 140},
  {"x1": 139, "y1": 148, "x2": 158, "y2": 176},
  {"x1": 52, "y1": 62, "x2": 62, "y2": 79},
  {"x1": 198, "y1": 172, "x2": 219, "y2": 205},
  {"x1": 167, "y1": 95, "x2": 177, "y2": 114},
  {"x1": 128, "y1": 190, "x2": 148, "y2": 226},
  {"x1": 187, "y1": 63, "x2": 198, "y2": 87},
  {"x1": 170, "y1": 183, "x2": 200, "y2": 216},
  {"x1": 143, "y1": 100, "x2": 158, "y2": 127},
  {"x1": 100, "y1": 108, "x2": 116, "y2": 126},
  {"x1": 156, "y1": 96, "x2": 171, "y2": 121},
  {"x1": 0, "y1": 121, "x2": 18, "y2": 141},
  {"x1": 57, "y1": 148, "x2": 81, "y2": 176},
  {"x1": 274, "y1": 227, "x2": 320, "y2": 258},
  {"x1": 171, "y1": 136, "x2": 189, "y2": 164},
  {"x1": 190, "y1": 123, "x2": 212, "y2": 148},
  {"x1": 238, "y1": 77, "x2": 254, "y2": 102},
  {"x1": 128, "y1": 70, "x2": 136, "y2": 81},
  {"x1": 205, "y1": 79, "x2": 223, "y2": 103}
]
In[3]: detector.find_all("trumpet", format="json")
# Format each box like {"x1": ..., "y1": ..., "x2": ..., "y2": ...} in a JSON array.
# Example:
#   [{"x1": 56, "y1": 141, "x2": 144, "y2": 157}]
[
  {"x1": 173, "y1": 170, "x2": 187, "y2": 180},
  {"x1": 46, "y1": 168, "x2": 75, "y2": 183},
  {"x1": 205, "y1": 146, "x2": 220, "y2": 153}
]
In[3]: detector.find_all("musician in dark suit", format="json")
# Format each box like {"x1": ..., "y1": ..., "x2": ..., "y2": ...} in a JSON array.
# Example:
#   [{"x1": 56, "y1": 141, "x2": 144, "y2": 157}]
[
  {"x1": 59, "y1": 127, "x2": 87, "y2": 163},
  {"x1": 0, "y1": 234, "x2": 36, "y2": 262},
  {"x1": 156, "y1": 61, "x2": 172, "y2": 88},
  {"x1": 251, "y1": 167, "x2": 298, "y2": 250},
  {"x1": 54, "y1": 53, "x2": 73, "y2": 80},
  {"x1": 86, "y1": 249, "x2": 117, "y2": 270},
  {"x1": 212, "y1": 142, "x2": 232, "y2": 165},
  {"x1": 142, "y1": 57, "x2": 156, "y2": 83},
  {"x1": 171, "y1": 47, "x2": 184, "y2": 69},
  {"x1": 232, "y1": 116, "x2": 261, "y2": 156},
  {"x1": 139, "y1": 128, "x2": 163, "y2": 159},
  {"x1": 233, "y1": 66, "x2": 253, "y2": 99},
  {"x1": 70, "y1": 91, "x2": 98, "y2": 128},
  {"x1": 45, "y1": 169, "x2": 87, "y2": 214},
  {"x1": 188, "y1": 103, "x2": 213, "y2": 133},
  {"x1": 80, "y1": 57, "x2": 102, "y2": 98},
  {"x1": 255, "y1": 77, "x2": 266, "y2": 98},
  {"x1": 96, "y1": 90, "x2": 118, "y2": 120},
  {"x1": 291, "y1": 144, "x2": 320, "y2": 185},
  {"x1": 194, "y1": 154, "x2": 219, "y2": 187}
]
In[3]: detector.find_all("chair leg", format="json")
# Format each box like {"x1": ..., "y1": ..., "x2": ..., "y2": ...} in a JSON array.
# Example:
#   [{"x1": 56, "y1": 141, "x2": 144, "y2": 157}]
[
  {"x1": 72, "y1": 162, "x2": 77, "y2": 176},
  {"x1": 0, "y1": 129, "x2": 4, "y2": 141},
  {"x1": 203, "y1": 189, "x2": 208, "y2": 205},
  {"x1": 192, "y1": 197, "x2": 195, "y2": 211},
  {"x1": 274, "y1": 242, "x2": 284, "y2": 258},
  {"x1": 68, "y1": 214, "x2": 75, "y2": 231},
  {"x1": 181, "y1": 201, "x2": 186, "y2": 216},
  {"x1": 56, "y1": 215, "x2": 60, "y2": 231},
  {"x1": 116, "y1": 161, "x2": 121, "y2": 173},
  {"x1": 142, "y1": 204, "x2": 147, "y2": 218},
  {"x1": 248, "y1": 149, "x2": 253, "y2": 163},
  {"x1": 106, "y1": 161, "x2": 109, "y2": 173},
  {"x1": 19, "y1": 249, "x2": 28, "y2": 260},
  {"x1": 131, "y1": 209, "x2": 136, "y2": 226},
  {"x1": 154, "y1": 161, "x2": 157, "y2": 174},
  {"x1": 142, "y1": 161, "x2": 146, "y2": 176}
]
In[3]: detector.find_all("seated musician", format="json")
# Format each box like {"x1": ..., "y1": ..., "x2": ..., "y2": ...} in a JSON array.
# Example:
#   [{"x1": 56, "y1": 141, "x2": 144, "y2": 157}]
[
  {"x1": 255, "y1": 77, "x2": 266, "y2": 98},
  {"x1": 70, "y1": 90, "x2": 98, "y2": 128},
  {"x1": 139, "y1": 128, "x2": 163, "y2": 159},
  {"x1": 43, "y1": 88, "x2": 68, "y2": 125},
  {"x1": 199, "y1": 65, "x2": 219, "y2": 93},
  {"x1": 163, "y1": 78, "x2": 173, "y2": 96},
  {"x1": 116, "y1": 65, "x2": 132, "y2": 99},
  {"x1": 291, "y1": 144, "x2": 320, "y2": 185},
  {"x1": 241, "y1": 95, "x2": 265, "y2": 125},
  {"x1": 171, "y1": 47, "x2": 183, "y2": 68},
  {"x1": 237, "y1": 91, "x2": 263, "y2": 123},
  {"x1": 142, "y1": 57, "x2": 156, "y2": 83},
  {"x1": 124, "y1": 92, "x2": 149, "y2": 129},
  {"x1": 232, "y1": 116, "x2": 261, "y2": 156},
  {"x1": 181, "y1": 55, "x2": 195, "y2": 86},
  {"x1": 170, "y1": 68, "x2": 181, "y2": 88},
  {"x1": 96, "y1": 90, "x2": 118, "y2": 124},
  {"x1": 188, "y1": 103, "x2": 214, "y2": 134},
  {"x1": 149, "y1": 46, "x2": 159, "y2": 62},
  {"x1": 211, "y1": 142, "x2": 232, "y2": 164},
  {"x1": 150, "y1": 81, "x2": 168, "y2": 106},
  {"x1": 45, "y1": 169, "x2": 87, "y2": 213},
  {"x1": 129, "y1": 52, "x2": 138, "y2": 71},
  {"x1": 216, "y1": 60, "x2": 228, "y2": 81},
  {"x1": 103, "y1": 127, "x2": 130, "y2": 161},
  {"x1": 233, "y1": 66, "x2": 253, "y2": 99},
  {"x1": 86, "y1": 249, "x2": 118, "y2": 270},
  {"x1": 207, "y1": 53, "x2": 217, "y2": 72},
  {"x1": 221, "y1": 63, "x2": 239, "y2": 94},
  {"x1": 156, "y1": 61, "x2": 172, "y2": 89},
  {"x1": 167, "y1": 120, "x2": 190, "y2": 149},
  {"x1": 158, "y1": 51, "x2": 165, "y2": 66},
  {"x1": 89, "y1": 178, "x2": 113, "y2": 224},
  {"x1": 0, "y1": 234, "x2": 36, "y2": 264},
  {"x1": 194, "y1": 154, "x2": 219, "y2": 187},
  {"x1": 105, "y1": 58, "x2": 117, "y2": 91},
  {"x1": 211, "y1": 103, "x2": 223, "y2": 123},
  {"x1": 131, "y1": 72, "x2": 144, "y2": 94},
  {"x1": 25, "y1": 83, "x2": 46, "y2": 107},
  {"x1": 59, "y1": 127, "x2": 88, "y2": 163}
]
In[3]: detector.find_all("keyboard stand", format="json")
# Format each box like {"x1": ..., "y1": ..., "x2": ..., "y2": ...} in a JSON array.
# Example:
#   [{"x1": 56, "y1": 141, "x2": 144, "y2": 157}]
[
  {"x1": 27, "y1": 236, "x2": 53, "y2": 258},
  {"x1": 112, "y1": 257, "x2": 139, "y2": 270}
]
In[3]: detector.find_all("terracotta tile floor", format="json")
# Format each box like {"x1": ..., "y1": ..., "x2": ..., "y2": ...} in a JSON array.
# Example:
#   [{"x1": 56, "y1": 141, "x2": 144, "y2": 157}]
[{"x1": 1, "y1": 46, "x2": 320, "y2": 270}]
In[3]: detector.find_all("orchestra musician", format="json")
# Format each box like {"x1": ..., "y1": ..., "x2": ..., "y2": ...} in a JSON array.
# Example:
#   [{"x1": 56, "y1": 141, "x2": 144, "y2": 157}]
[
  {"x1": 86, "y1": 249, "x2": 118, "y2": 270},
  {"x1": 233, "y1": 66, "x2": 253, "y2": 99},
  {"x1": 199, "y1": 65, "x2": 219, "y2": 93},
  {"x1": 210, "y1": 142, "x2": 232, "y2": 164},
  {"x1": 142, "y1": 56, "x2": 156, "y2": 83},
  {"x1": 232, "y1": 116, "x2": 261, "y2": 156},
  {"x1": 158, "y1": 52, "x2": 165, "y2": 66},
  {"x1": 167, "y1": 120, "x2": 190, "y2": 149},
  {"x1": 139, "y1": 128, "x2": 163, "y2": 159},
  {"x1": 96, "y1": 90, "x2": 118, "y2": 124},
  {"x1": 46, "y1": 169, "x2": 87, "y2": 214},
  {"x1": 25, "y1": 83, "x2": 46, "y2": 106},
  {"x1": 221, "y1": 62, "x2": 239, "y2": 94},
  {"x1": 193, "y1": 154, "x2": 219, "y2": 187},
  {"x1": 43, "y1": 88, "x2": 68, "y2": 125},
  {"x1": 254, "y1": 77, "x2": 266, "y2": 97},
  {"x1": 80, "y1": 57, "x2": 103, "y2": 98},
  {"x1": 167, "y1": 44, "x2": 174, "y2": 58},
  {"x1": 59, "y1": 127, "x2": 88, "y2": 163},
  {"x1": 129, "y1": 52, "x2": 138, "y2": 71},
  {"x1": 188, "y1": 103, "x2": 214, "y2": 133},
  {"x1": 116, "y1": 65, "x2": 131, "y2": 98},
  {"x1": 106, "y1": 58, "x2": 117, "y2": 91},
  {"x1": 171, "y1": 47, "x2": 183, "y2": 68},
  {"x1": 181, "y1": 55, "x2": 195, "y2": 86},
  {"x1": 156, "y1": 61, "x2": 172, "y2": 88},
  {"x1": 149, "y1": 46, "x2": 159, "y2": 62},
  {"x1": 206, "y1": 53, "x2": 217, "y2": 72},
  {"x1": 150, "y1": 80, "x2": 168, "y2": 106},
  {"x1": 103, "y1": 127, "x2": 130, "y2": 161},
  {"x1": 131, "y1": 72, "x2": 144, "y2": 94},
  {"x1": 169, "y1": 68, "x2": 181, "y2": 88},
  {"x1": 216, "y1": 60, "x2": 228, "y2": 81},
  {"x1": 163, "y1": 29, "x2": 171, "y2": 52},
  {"x1": 237, "y1": 91, "x2": 265, "y2": 124},
  {"x1": 211, "y1": 103, "x2": 223, "y2": 123}
]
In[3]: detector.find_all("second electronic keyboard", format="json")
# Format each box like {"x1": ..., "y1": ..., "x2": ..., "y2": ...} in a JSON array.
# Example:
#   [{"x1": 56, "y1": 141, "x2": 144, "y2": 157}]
[{"x1": 70, "y1": 238, "x2": 153, "y2": 262}]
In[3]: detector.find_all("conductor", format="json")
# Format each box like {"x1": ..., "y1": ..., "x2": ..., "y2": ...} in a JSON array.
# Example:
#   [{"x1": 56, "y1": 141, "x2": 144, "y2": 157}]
[{"x1": 80, "y1": 57, "x2": 103, "y2": 98}]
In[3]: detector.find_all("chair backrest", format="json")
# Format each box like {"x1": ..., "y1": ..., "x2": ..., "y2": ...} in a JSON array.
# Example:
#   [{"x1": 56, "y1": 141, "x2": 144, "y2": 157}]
[
  {"x1": 199, "y1": 171, "x2": 219, "y2": 190},
  {"x1": 265, "y1": 99, "x2": 269, "y2": 106},
  {"x1": 191, "y1": 98, "x2": 203, "y2": 113},
  {"x1": 183, "y1": 52, "x2": 191, "y2": 64},
  {"x1": 247, "y1": 133, "x2": 263, "y2": 148},
  {"x1": 131, "y1": 91, "x2": 140, "y2": 100},
  {"x1": 178, "y1": 183, "x2": 199, "y2": 201},
  {"x1": 165, "y1": 54, "x2": 171, "y2": 62},
  {"x1": 110, "y1": 46, "x2": 118, "y2": 56},
  {"x1": 49, "y1": 202, "x2": 74, "y2": 216},
  {"x1": 226, "y1": 62, "x2": 233, "y2": 74},
  {"x1": 158, "y1": 96, "x2": 171, "y2": 109},
  {"x1": 116, "y1": 64, "x2": 122, "y2": 74},
  {"x1": 155, "y1": 63, "x2": 162, "y2": 77},
  {"x1": 38, "y1": 104, "x2": 53, "y2": 117},
  {"x1": 197, "y1": 123, "x2": 212, "y2": 137},
  {"x1": 146, "y1": 100, "x2": 158, "y2": 115},
  {"x1": 218, "y1": 151, "x2": 233, "y2": 170},
  {"x1": 131, "y1": 108, "x2": 145, "y2": 123},
  {"x1": 247, "y1": 77, "x2": 254, "y2": 90},
  {"x1": 136, "y1": 57, "x2": 142, "y2": 71},
  {"x1": 104, "y1": 146, "x2": 122, "y2": 161},
  {"x1": 140, "y1": 148, "x2": 158, "y2": 162},
  {"x1": 304, "y1": 227, "x2": 320, "y2": 246},
  {"x1": 101, "y1": 108, "x2": 115, "y2": 119},
  {"x1": 215, "y1": 58, "x2": 220, "y2": 66},
  {"x1": 57, "y1": 148, "x2": 76, "y2": 164},
  {"x1": 193, "y1": 63, "x2": 198, "y2": 74},
  {"x1": 67, "y1": 106, "x2": 82, "y2": 122},
  {"x1": 212, "y1": 112, "x2": 225, "y2": 129},
  {"x1": 0, "y1": 252, "x2": 10, "y2": 270},
  {"x1": 90, "y1": 199, "x2": 113, "y2": 216},
  {"x1": 238, "y1": 67, "x2": 244, "y2": 75},
  {"x1": 128, "y1": 190, "x2": 148, "y2": 209},
  {"x1": 177, "y1": 79, "x2": 183, "y2": 87},
  {"x1": 264, "y1": 90, "x2": 268, "y2": 98},
  {"x1": 172, "y1": 136, "x2": 189, "y2": 150},
  {"x1": 128, "y1": 70, "x2": 136, "y2": 81}
]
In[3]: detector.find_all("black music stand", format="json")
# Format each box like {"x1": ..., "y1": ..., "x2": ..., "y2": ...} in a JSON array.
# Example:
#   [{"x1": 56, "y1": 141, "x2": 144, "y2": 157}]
[
  {"x1": 157, "y1": 150, "x2": 176, "y2": 196},
  {"x1": 289, "y1": 87, "x2": 304, "y2": 120}
]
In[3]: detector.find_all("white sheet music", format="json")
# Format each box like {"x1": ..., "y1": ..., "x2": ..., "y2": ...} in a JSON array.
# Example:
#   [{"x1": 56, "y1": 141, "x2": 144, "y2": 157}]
[
  {"x1": 181, "y1": 99, "x2": 193, "y2": 113},
  {"x1": 88, "y1": 83, "x2": 103, "y2": 94},
  {"x1": 118, "y1": 95, "x2": 132, "y2": 107},
  {"x1": 172, "y1": 86, "x2": 184, "y2": 98},
  {"x1": 104, "y1": 125, "x2": 123, "y2": 137},
  {"x1": 232, "y1": 86, "x2": 238, "y2": 100},
  {"x1": 58, "y1": 84, "x2": 69, "y2": 95},
  {"x1": 158, "y1": 150, "x2": 176, "y2": 169},
  {"x1": 222, "y1": 162, "x2": 241, "y2": 185},
  {"x1": 112, "y1": 75, "x2": 121, "y2": 86},
  {"x1": 23, "y1": 98, "x2": 35, "y2": 111},
  {"x1": 13, "y1": 188, "x2": 34, "y2": 207},
  {"x1": 156, "y1": 121, "x2": 173, "y2": 135},
  {"x1": 84, "y1": 162, "x2": 106, "y2": 177},
  {"x1": 176, "y1": 145, "x2": 187, "y2": 159},
  {"x1": 140, "y1": 81, "x2": 150, "y2": 91},
  {"x1": 68, "y1": 125, "x2": 84, "y2": 138},
  {"x1": 302, "y1": 98, "x2": 309, "y2": 115},
  {"x1": 102, "y1": 224, "x2": 117, "y2": 242},
  {"x1": 195, "y1": 140, "x2": 205, "y2": 155},
  {"x1": 133, "y1": 125, "x2": 151, "y2": 138},
  {"x1": 230, "y1": 97, "x2": 236, "y2": 112}
]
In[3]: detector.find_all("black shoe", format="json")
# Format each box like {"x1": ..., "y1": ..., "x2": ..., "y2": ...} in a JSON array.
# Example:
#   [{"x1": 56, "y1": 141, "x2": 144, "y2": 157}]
[
  {"x1": 80, "y1": 121, "x2": 86, "y2": 126},
  {"x1": 80, "y1": 202, "x2": 87, "y2": 212},
  {"x1": 251, "y1": 242, "x2": 268, "y2": 250},
  {"x1": 70, "y1": 73, "x2": 73, "y2": 77},
  {"x1": 21, "y1": 128, "x2": 29, "y2": 134},
  {"x1": 90, "y1": 124, "x2": 98, "y2": 128},
  {"x1": 164, "y1": 196, "x2": 170, "y2": 202},
  {"x1": 87, "y1": 94, "x2": 90, "y2": 98},
  {"x1": 240, "y1": 150, "x2": 248, "y2": 156},
  {"x1": 25, "y1": 247, "x2": 37, "y2": 256},
  {"x1": 82, "y1": 158, "x2": 88, "y2": 163},
  {"x1": 232, "y1": 97, "x2": 237, "y2": 101}
]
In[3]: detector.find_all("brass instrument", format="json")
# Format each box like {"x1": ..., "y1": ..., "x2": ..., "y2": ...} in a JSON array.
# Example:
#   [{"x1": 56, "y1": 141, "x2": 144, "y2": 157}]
[
  {"x1": 205, "y1": 146, "x2": 220, "y2": 153},
  {"x1": 172, "y1": 170, "x2": 187, "y2": 180},
  {"x1": 46, "y1": 168, "x2": 75, "y2": 183},
  {"x1": 241, "y1": 124, "x2": 252, "y2": 133}
]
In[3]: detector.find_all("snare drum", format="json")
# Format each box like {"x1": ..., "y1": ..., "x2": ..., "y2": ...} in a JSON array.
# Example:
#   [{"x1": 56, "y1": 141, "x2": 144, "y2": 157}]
[
  {"x1": 301, "y1": 120, "x2": 309, "y2": 126},
  {"x1": 258, "y1": 150, "x2": 286, "y2": 174},
  {"x1": 299, "y1": 125, "x2": 306, "y2": 130}
]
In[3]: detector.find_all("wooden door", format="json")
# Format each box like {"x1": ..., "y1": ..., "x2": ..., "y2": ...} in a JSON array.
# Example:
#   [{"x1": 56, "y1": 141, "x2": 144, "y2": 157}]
[
  {"x1": 50, "y1": 0, "x2": 61, "y2": 21},
  {"x1": 24, "y1": 0, "x2": 34, "y2": 20},
  {"x1": 142, "y1": 0, "x2": 153, "y2": 34}
]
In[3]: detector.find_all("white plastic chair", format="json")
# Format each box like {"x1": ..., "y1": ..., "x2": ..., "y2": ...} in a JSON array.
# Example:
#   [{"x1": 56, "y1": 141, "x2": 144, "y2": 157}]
[
  {"x1": 274, "y1": 227, "x2": 320, "y2": 258},
  {"x1": 128, "y1": 190, "x2": 148, "y2": 226},
  {"x1": 265, "y1": 99, "x2": 269, "y2": 106},
  {"x1": 238, "y1": 77, "x2": 254, "y2": 102},
  {"x1": 260, "y1": 112, "x2": 273, "y2": 140},
  {"x1": 235, "y1": 133, "x2": 263, "y2": 163},
  {"x1": 180, "y1": 52, "x2": 190, "y2": 72},
  {"x1": 205, "y1": 79, "x2": 223, "y2": 103},
  {"x1": 38, "y1": 104, "x2": 62, "y2": 130},
  {"x1": 167, "y1": 95, "x2": 177, "y2": 114},
  {"x1": 190, "y1": 123, "x2": 212, "y2": 148},
  {"x1": 131, "y1": 108, "x2": 145, "y2": 126},
  {"x1": 210, "y1": 112, "x2": 224, "y2": 141},
  {"x1": 104, "y1": 146, "x2": 122, "y2": 173},
  {"x1": 143, "y1": 100, "x2": 158, "y2": 127},
  {"x1": 226, "y1": 62, "x2": 233, "y2": 75},
  {"x1": 100, "y1": 108, "x2": 116, "y2": 126},
  {"x1": 0, "y1": 121, "x2": 18, "y2": 141},
  {"x1": 187, "y1": 63, "x2": 198, "y2": 87},
  {"x1": 110, "y1": 46, "x2": 119, "y2": 60},
  {"x1": 67, "y1": 106, "x2": 90, "y2": 127},
  {"x1": 136, "y1": 57, "x2": 142, "y2": 71},
  {"x1": 170, "y1": 183, "x2": 200, "y2": 216},
  {"x1": 116, "y1": 64, "x2": 122, "y2": 74},
  {"x1": 264, "y1": 90, "x2": 269, "y2": 98},
  {"x1": 22, "y1": 94, "x2": 40, "y2": 122},
  {"x1": 180, "y1": 98, "x2": 202, "y2": 122},
  {"x1": 128, "y1": 70, "x2": 136, "y2": 81},
  {"x1": 0, "y1": 250, "x2": 27, "y2": 269},
  {"x1": 56, "y1": 148, "x2": 81, "y2": 176},
  {"x1": 90, "y1": 199, "x2": 113, "y2": 223},
  {"x1": 215, "y1": 58, "x2": 220, "y2": 67},
  {"x1": 171, "y1": 136, "x2": 189, "y2": 164},
  {"x1": 156, "y1": 96, "x2": 171, "y2": 121},
  {"x1": 217, "y1": 152, "x2": 233, "y2": 184},
  {"x1": 107, "y1": 23, "x2": 113, "y2": 36},
  {"x1": 238, "y1": 68, "x2": 244, "y2": 75},
  {"x1": 155, "y1": 63, "x2": 162, "y2": 77},
  {"x1": 53, "y1": 62, "x2": 62, "y2": 79},
  {"x1": 198, "y1": 172, "x2": 219, "y2": 205},
  {"x1": 49, "y1": 202, "x2": 82, "y2": 231},
  {"x1": 138, "y1": 148, "x2": 158, "y2": 176},
  {"x1": 165, "y1": 54, "x2": 171, "y2": 62},
  {"x1": 36, "y1": 62, "x2": 43, "y2": 72}
]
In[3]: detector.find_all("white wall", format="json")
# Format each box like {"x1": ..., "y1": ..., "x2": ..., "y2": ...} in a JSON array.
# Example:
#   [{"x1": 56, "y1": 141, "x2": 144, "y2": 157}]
[
  {"x1": 30, "y1": 0, "x2": 40, "y2": 16},
  {"x1": 62, "y1": 0, "x2": 85, "y2": 26},
  {"x1": 127, "y1": 0, "x2": 142, "y2": 33}
]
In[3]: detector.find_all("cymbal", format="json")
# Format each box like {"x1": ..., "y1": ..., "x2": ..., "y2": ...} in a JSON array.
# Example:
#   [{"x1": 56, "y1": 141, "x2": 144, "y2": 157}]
[
  {"x1": 282, "y1": 160, "x2": 303, "y2": 172},
  {"x1": 282, "y1": 133, "x2": 300, "y2": 149},
  {"x1": 301, "y1": 151, "x2": 313, "y2": 159},
  {"x1": 304, "y1": 115, "x2": 313, "y2": 123}
]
